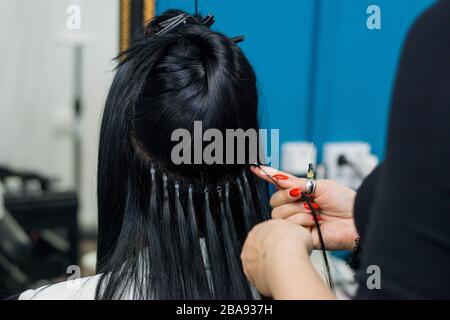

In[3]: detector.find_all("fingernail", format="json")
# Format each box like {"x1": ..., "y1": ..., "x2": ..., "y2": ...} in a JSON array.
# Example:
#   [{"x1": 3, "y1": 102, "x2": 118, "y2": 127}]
[
  {"x1": 273, "y1": 174, "x2": 289, "y2": 180},
  {"x1": 310, "y1": 214, "x2": 322, "y2": 221},
  {"x1": 289, "y1": 188, "x2": 302, "y2": 197},
  {"x1": 304, "y1": 202, "x2": 319, "y2": 210}
]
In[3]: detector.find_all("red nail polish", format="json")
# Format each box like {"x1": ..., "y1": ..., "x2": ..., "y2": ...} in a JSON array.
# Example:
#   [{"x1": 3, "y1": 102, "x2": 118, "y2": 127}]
[
  {"x1": 289, "y1": 188, "x2": 302, "y2": 197},
  {"x1": 310, "y1": 214, "x2": 322, "y2": 221},
  {"x1": 273, "y1": 174, "x2": 289, "y2": 180},
  {"x1": 303, "y1": 202, "x2": 319, "y2": 210}
]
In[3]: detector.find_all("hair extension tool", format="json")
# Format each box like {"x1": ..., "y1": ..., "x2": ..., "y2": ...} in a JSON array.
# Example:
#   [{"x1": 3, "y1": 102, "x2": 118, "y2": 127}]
[
  {"x1": 304, "y1": 163, "x2": 317, "y2": 195},
  {"x1": 300, "y1": 162, "x2": 335, "y2": 293}
]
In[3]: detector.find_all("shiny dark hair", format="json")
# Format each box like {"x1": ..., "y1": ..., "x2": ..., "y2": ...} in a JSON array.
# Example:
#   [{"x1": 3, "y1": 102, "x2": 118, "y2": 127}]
[{"x1": 95, "y1": 9, "x2": 270, "y2": 299}]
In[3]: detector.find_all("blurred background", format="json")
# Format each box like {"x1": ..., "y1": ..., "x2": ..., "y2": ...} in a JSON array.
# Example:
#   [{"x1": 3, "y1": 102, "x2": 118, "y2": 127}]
[{"x1": 0, "y1": 0, "x2": 435, "y2": 298}]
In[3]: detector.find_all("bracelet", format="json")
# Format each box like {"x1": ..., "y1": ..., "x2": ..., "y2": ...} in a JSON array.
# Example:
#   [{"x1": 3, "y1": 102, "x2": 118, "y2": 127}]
[{"x1": 346, "y1": 237, "x2": 361, "y2": 270}]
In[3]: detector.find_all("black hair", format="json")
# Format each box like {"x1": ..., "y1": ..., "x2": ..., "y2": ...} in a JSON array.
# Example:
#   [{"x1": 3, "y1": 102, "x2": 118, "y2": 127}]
[{"x1": 96, "y1": 9, "x2": 270, "y2": 299}]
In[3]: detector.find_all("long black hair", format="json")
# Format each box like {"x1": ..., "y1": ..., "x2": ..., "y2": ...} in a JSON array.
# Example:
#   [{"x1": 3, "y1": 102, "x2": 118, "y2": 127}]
[{"x1": 96, "y1": 9, "x2": 270, "y2": 299}]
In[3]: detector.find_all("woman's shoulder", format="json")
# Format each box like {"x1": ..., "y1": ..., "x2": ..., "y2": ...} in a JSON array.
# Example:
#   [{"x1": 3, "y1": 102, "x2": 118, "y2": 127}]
[{"x1": 19, "y1": 274, "x2": 102, "y2": 300}]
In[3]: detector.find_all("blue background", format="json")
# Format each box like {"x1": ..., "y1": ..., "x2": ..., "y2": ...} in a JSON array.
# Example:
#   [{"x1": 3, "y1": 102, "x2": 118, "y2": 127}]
[{"x1": 156, "y1": 0, "x2": 435, "y2": 160}]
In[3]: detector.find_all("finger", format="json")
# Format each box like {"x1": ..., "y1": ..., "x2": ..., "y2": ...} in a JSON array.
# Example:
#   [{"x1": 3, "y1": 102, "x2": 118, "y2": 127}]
[
  {"x1": 272, "y1": 202, "x2": 312, "y2": 219},
  {"x1": 240, "y1": 250, "x2": 255, "y2": 285},
  {"x1": 302, "y1": 201, "x2": 320, "y2": 211},
  {"x1": 250, "y1": 165, "x2": 307, "y2": 190},
  {"x1": 242, "y1": 264, "x2": 254, "y2": 286},
  {"x1": 286, "y1": 213, "x2": 317, "y2": 227},
  {"x1": 309, "y1": 228, "x2": 321, "y2": 250},
  {"x1": 242, "y1": 263, "x2": 251, "y2": 283},
  {"x1": 269, "y1": 187, "x2": 304, "y2": 207}
]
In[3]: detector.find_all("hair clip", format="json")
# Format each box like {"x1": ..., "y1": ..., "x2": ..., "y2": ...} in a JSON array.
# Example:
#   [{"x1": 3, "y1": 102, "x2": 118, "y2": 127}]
[
  {"x1": 156, "y1": 13, "x2": 191, "y2": 35},
  {"x1": 230, "y1": 36, "x2": 245, "y2": 44},
  {"x1": 199, "y1": 14, "x2": 215, "y2": 27},
  {"x1": 156, "y1": 13, "x2": 215, "y2": 36}
]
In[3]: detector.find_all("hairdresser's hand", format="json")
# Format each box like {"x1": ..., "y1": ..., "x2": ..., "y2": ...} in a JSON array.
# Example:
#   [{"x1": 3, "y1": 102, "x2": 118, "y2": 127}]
[
  {"x1": 251, "y1": 165, "x2": 358, "y2": 251},
  {"x1": 241, "y1": 219, "x2": 314, "y2": 298}
]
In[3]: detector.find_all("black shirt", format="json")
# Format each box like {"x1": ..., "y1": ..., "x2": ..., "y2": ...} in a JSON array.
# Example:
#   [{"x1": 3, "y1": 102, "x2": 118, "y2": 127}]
[{"x1": 353, "y1": 0, "x2": 450, "y2": 299}]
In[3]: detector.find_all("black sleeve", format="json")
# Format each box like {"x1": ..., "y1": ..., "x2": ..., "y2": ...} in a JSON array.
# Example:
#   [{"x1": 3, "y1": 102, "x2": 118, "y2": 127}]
[
  {"x1": 354, "y1": 0, "x2": 450, "y2": 299},
  {"x1": 353, "y1": 163, "x2": 384, "y2": 240},
  {"x1": 348, "y1": 163, "x2": 384, "y2": 270}
]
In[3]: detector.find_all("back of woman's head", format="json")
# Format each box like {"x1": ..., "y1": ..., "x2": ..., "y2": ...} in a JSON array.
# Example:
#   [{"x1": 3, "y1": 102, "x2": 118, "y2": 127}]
[{"x1": 96, "y1": 9, "x2": 270, "y2": 299}]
